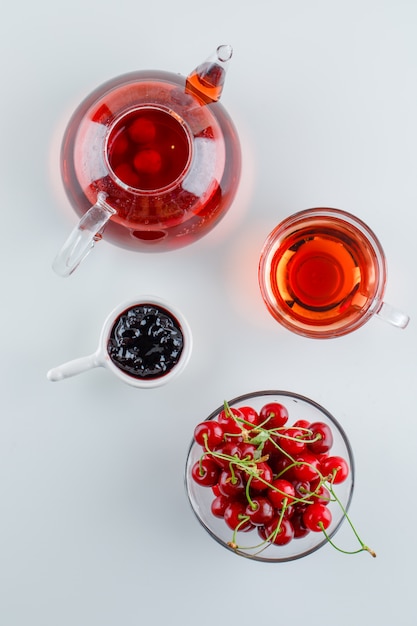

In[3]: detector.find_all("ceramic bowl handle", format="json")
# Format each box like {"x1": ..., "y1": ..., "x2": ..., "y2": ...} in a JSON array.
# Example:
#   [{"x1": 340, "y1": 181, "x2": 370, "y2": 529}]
[
  {"x1": 47, "y1": 352, "x2": 102, "y2": 382},
  {"x1": 52, "y1": 193, "x2": 116, "y2": 277}
]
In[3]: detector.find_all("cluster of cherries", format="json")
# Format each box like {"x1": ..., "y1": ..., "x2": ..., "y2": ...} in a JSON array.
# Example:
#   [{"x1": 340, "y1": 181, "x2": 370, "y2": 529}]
[{"x1": 191, "y1": 401, "x2": 375, "y2": 557}]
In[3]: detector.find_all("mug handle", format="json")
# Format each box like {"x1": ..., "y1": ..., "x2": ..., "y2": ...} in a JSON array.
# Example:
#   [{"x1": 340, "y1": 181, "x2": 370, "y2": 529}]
[
  {"x1": 376, "y1": 302, "x2": 410, "y2": 329},
  {"x1": 52, "y1": 192, "x2": 116, "y2": 277}
]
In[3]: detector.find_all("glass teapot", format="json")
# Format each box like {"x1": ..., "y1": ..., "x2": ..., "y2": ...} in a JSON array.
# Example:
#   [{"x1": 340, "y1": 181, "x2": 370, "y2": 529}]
[{"x1": 53, "y1": 45, "x2": 241, "y2": 276}]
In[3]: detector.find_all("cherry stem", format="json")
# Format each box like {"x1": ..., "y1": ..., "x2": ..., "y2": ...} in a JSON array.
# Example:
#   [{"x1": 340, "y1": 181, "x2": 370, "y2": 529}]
[
  {"x1": 326, "y1": 484, "x2": 376, "y2": 557},
  {"x1": 319, "y1": 523, "x2": 376, "y2": 557},
  {"x1": 245, "y1": 475, "x2": 256, "y2": 509},
  {"x1": 231, "y1": 502, "x2": 287, "y2": 556},
  {"x1": 231, "y1": 515, "x2": 251, "y2": 546}
]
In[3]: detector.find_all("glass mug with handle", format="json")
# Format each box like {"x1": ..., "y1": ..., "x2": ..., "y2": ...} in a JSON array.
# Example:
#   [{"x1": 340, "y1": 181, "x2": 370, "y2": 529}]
[
  {"x1": 53, "y1": 46, "x2": 241, "y2": 276},
  {"x1": 258, "y1": 208, "x2": 409, "y2": 339}
]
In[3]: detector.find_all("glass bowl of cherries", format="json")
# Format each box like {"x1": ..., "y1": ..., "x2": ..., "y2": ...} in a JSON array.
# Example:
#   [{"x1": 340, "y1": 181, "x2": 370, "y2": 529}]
[{"x1": 185, "y1": 390, "x2": 375, "y2": 562}]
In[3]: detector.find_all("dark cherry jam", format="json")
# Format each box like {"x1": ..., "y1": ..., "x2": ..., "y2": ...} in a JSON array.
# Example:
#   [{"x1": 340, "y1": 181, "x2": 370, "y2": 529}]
[{"x1": 107, "y1": 303, "x2": 184, "y2": 379}]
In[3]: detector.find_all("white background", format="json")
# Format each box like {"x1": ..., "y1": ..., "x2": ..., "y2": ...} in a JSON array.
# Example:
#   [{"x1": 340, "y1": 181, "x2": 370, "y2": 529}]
[{"x1": 1, "y1": 1, "x2": 416, "y2": 624}]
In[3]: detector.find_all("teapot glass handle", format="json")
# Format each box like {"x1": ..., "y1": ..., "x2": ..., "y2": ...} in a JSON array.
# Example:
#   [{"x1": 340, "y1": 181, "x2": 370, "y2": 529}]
[{"x1": 52, "y1": 193, "x2": 116, "y2": 277}]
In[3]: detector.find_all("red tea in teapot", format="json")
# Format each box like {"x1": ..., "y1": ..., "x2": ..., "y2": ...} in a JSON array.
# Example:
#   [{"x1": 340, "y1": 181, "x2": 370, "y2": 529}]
[{"x1": 106, "y1": 107, "x2": 192, "y2": 192}]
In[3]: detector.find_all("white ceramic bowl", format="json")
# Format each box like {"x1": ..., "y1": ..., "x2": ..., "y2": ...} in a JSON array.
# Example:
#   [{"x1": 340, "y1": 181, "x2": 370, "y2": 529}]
[{"x1": 47, "y1": 296, "x2": 192, "y2": 388}]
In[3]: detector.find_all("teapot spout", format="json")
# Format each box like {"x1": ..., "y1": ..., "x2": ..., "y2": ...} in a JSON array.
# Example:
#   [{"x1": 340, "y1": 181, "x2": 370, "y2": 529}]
[{"x1": 185, "y1": 45, "x2": 233, "y2": 104}]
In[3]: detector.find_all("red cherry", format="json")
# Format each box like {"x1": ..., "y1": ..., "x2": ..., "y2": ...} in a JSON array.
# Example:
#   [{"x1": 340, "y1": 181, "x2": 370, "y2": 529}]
[
  {"x1": 238, "y1": 443, "x2": 258, "y2": 462},
  {"x1": 217, "y1": 407, "x2": 244, "y2": 439},
  {"x1": 267, "y1": 478, "x2": 296, "y2": 509},
  {"x1": 247, "y1": 462, "x2": 273, "y2": 491},
  {"x1": 194, "y1": 421, "x2": 224, "y2": 448},
  {"x1": 321, "y1": 455, "x2": 349, "y2": 484},
  {"x1": 292, "y1": 480, "x2": 311, "y2": 501},
  {"x1": 291, "y1": 509, "x2": 310, "y2": 538},
  {"x1": 224, "y1": 501, "x2": 253, "y2": 532},
  {"x1": 191, "y1": 458, "x2": 220, "y2": 487},
  {"x1": 259, "y1": 402, "x2": 289, "y2": 429},
  {"x1": 303, "y1": 503, "x2": 333, "y2": 532},
  {"x1": 293, "y1": 419, "x2": 311, "y2": 430},
  {"x1": 211, "y1": 494, "x2": 233, "y2": 518},
  {"x1": 308, "y1": 475, "x2": 321, "y2": 492},
  {"x1": 261, "y1": 436, "x2": 280, "y2": 457},
  {"x1": 309, "y1": 484, "x2": 331, "y2": 505},
  {"x1": 110, "y1": 132, "x2": 129, "y2": 158},
  {"x1": 217, "y1": 406, "x2": 244, "y2": 425},
  {"x1": 278, "y1": 427, "x2": 307, "y2": 455},
  {"x1": 269, "y1": 454, "x2": 296, "y2": 480},
  {"x1": 212, "y1": 442, "x2": 241, "y2": 469},
  {"x1": 279, "y1": 504, "x2": 295, "y2": 519},
  {"x1": 114, "y1": 163, "x2": 140, "y2": 187},
  {"x1": 211, "y1": 484, "x2": 221, "y2": 497},
  {"x1": 307, "y1": 422, "x2": 334, "y2": 454},
  {"x1": 133, "y1": 148, "x2": 162, "y2": 174},
  {"x1": 245, "y1": 496, "x2": 275, "y2": 525},
  {"x1": 238, "y1": 405, "x2": 260, "y2": 429},
  {"x1": 128, "y1": 117, "x2": 156, "y2": 143},
  {"x1": 261, "y1": 518, "x2": 294, "y2": 545},
  {"x1": 292, "y1": 452, "x2": 321, "y2": 482},
  {"x1": 218, "y1": 470, "x2": 246, "y2": 497}
]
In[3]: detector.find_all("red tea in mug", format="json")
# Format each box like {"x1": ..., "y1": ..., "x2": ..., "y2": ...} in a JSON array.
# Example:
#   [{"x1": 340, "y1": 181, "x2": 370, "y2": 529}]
[{"x1": 258, "y1": 209, "x2": 388, "y2": 338}]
